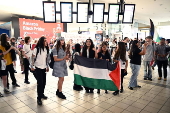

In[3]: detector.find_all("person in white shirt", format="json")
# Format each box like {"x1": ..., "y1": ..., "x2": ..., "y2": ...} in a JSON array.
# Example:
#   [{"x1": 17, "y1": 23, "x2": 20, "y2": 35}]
[
  {"x1": 113, "y1": 42, "x2": 128, "y2": 95},
  {"x1": 23, "y1": 36, "x2": 32, "y2": 84},
  {"x1": 31, "y1": 36, "x2": 49, "y2": 105}
]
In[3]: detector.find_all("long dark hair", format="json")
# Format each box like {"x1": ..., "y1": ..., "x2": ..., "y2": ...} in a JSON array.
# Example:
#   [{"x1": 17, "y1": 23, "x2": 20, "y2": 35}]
[
  {"x1": 114, "y1": 42, "x2": 126, "y2": 62},
  {"x1": 0, "y1": 33, "x2": 11, "y2": 50},
  {"x1": 55, "y1": 40, "x2": 66, "y2": 52},
  {"x1": 35, "y1": 36, "x2": 49, "y2": 54},
  {"x1": 75, "y1": 43, "x2": 81, "y2": 54},
  {"x1": 129, "y1": 40, "x2": 139, "y2": 58},
  {"x1": 82, "y1": 39, "x2": 94, "y2": 52},
  {"x1": 100, "y1": 41, "x2": 110, "y2": 55}
]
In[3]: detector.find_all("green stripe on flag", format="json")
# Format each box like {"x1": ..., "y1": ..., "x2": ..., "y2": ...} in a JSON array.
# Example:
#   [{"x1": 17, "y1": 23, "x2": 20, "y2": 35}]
[{"x1": 74, "y1": 74, "x2": 118, "y2": 91}]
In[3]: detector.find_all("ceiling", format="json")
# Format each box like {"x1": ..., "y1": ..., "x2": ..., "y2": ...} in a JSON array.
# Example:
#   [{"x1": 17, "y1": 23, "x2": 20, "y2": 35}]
[{"x1": 0, "y1": 0, "x2": 169, "y2": 25}]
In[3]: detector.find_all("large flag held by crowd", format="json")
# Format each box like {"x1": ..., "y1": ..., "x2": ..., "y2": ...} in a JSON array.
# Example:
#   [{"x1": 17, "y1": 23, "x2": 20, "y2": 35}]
[{"x1": 74, "y1": 55, "x2": 121, "y2": 91}]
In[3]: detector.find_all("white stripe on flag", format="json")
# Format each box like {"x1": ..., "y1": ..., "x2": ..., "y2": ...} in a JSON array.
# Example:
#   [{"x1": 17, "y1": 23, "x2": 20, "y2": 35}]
[{"x1": 74, "y1": 64, "x2": 112, "y2": 80}]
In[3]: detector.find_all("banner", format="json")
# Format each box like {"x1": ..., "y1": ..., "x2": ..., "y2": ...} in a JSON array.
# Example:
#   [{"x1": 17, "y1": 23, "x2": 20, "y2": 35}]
[
  {"x1": 74, "y1": 55, "x2": 121, "y2": 91},
  {"x1": 19, "y1": 18, "x2": 63, "y2": 42}
]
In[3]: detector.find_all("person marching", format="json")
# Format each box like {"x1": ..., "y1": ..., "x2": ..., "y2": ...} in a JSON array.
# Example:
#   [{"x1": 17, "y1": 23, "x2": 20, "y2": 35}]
[
  {"x1": 52, "y1": 37, "x2": 69, "y2": 99},
  {"x1": 31, "y1": 36, "x2": 49, "y2": 105}
]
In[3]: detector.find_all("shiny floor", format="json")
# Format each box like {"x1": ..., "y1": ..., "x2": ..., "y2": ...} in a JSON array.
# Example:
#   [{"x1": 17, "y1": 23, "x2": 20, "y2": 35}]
[{"x1": 0, "y1": 61, "x2": 170, "y2": 113}]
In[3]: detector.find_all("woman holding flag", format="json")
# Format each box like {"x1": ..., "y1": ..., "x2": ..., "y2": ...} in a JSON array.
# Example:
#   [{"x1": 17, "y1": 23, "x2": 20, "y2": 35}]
[
  {"x1": 113, "y1": 42, "x2": 128, "y2": 95},
  {"x1": 82, "y1": 39, "x2": 98, "y2": 93},
  {"x1": 97, "y1": 41, "x2": 111, "y2": 94}
]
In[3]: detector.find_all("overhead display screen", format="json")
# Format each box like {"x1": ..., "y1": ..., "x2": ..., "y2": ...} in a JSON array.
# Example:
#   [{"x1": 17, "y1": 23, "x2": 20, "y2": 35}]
[
  {"x1": 122, "y1": 4, "x2": 135, "y2": 24},
  {"x1": 43, "y1": 1, "x2": 56, "y2": 23},
  {"x1": 108, "y1": 4, "x2": 120, "y2": 23},
  {"x1": 60, "y1": 2, "x2": 73, "y2": 23},
  {"x1": 77, "y1": 3, "x2": 89, "y2": 23},
  {"x1": 93, "y1": 3, "x2": 105, "y2": 23}
]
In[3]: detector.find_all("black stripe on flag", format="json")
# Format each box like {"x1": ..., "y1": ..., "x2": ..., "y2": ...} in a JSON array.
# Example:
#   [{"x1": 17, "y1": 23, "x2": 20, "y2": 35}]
[{"x1": 74, "y1": 55, "x2": 117, "y2": 71}]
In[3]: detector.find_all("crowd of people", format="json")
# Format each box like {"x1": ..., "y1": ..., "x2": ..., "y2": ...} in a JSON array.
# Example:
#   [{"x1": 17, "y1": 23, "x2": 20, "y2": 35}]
[{"x1": 0, "y1": 33, "x2": 170, "y2": 106}]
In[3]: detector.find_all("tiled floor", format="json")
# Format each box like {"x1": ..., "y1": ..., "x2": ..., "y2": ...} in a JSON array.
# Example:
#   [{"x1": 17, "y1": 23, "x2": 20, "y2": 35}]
[{"x1": 0, "y1": 61, "x2": 170, "y2": 113}]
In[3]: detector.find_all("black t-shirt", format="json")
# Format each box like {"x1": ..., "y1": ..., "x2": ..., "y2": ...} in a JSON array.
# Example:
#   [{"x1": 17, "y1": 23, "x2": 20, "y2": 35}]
[
  {"x1": 98, "y1": 52, "x2": 111, "y2": 62},
  {"x1": 130, "y1": 47, "x2": 141, "y2": 65}
]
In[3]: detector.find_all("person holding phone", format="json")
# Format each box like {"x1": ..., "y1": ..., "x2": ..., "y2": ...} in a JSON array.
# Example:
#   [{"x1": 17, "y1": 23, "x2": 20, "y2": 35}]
[
  {"x1": 0, "y1": 33, "x2": 20, "y2": 88},
  {"x1": 128, "y1": 40, "x2": 147, "y2": 90},
  {"x1": 52, "y1": 37, "x2": 69, "y2": 99}
]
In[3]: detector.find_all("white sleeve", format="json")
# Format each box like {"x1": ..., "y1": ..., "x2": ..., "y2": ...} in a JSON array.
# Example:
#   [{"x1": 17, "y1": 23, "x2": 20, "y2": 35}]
[{"x1": 126, "y1": 52, "x2": 128, "y2": 60}]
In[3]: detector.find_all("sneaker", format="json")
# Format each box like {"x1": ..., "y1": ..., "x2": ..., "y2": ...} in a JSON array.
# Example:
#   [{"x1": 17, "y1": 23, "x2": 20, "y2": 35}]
[
  {"x1": 56, "y1": 90, "x2": 59, "y2": 95},
  {"x1": 58, "y1": 92, "x2": 66, "y2": 99},
  {"x1": 24, "y1": 81, "x2": 30, "y2": 84},
  {"x1": 0, "y1": 92, "x2": 4, "y2": 97},
  {"x1": 128, "y1": 87, "x2": 133, "y2": 90},
  {"x1": 42, "y1": 95, "x2": 48, "y2": 99},
  {"x1": 136, "y1": 85, "x2": 142, "y2": 88},
  {"x1": 105, "y1": 90, "x2": 108, "y2": 94},
  {"x1": 148, "y1": 78, "x2": 152, "y2": 81},
  {"x1": 13, "y1": 83, "x2": 20, "y2": 87},
  {"x1": 4, "y1": 88, "x2": 11, "y2": 94},
  {"x1": 164, "y1": 78, "x2": 167, "y2": 81},
  {"x1": 144, "y1": 78, "x2": 147, "y2": 80},
  {"x1": 37, "y1": 99, "x2": 42, "y2": 105},
  {"x1": 21, "y1": 71, "x2": 25, "y2": 74},
  {"x1": 158, "y1": 77, "x2": 162, "y2": 80},
  {"x1": 90, "y1": 90, "x2": 94, "y2": 93},
  {"x1": 14, "y1": 70, "x2": 17, "y2": 73},
  {"x1": 86, "y1": 90, "x2": 89, "y2": 93}
]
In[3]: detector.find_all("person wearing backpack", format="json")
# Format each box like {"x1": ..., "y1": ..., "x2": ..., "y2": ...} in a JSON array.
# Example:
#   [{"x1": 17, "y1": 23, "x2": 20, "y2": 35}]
[
  {"x1": 52, "y1": 37, "x2": 69, "y2": 99},
  {"x1": 31, "y1": 36, "x2": 49, "y2": 105},
  {"x1": 23, "y1": 36, "x2": 32, "y2": 84}
]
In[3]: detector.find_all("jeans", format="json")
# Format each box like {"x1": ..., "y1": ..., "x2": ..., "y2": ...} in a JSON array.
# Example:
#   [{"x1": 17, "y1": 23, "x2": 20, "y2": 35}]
[
  {"x1": 24, "y1": 58, "x2": 30, "y2": 82},
  {"x1": 129, "y1": 63, "x2": 141, "y2": 87},
  {"x1": 143, "y1": 61, "x2": 152, "y2": 79},
  {"x1": 6, "y1": 64, "x2": 17, "y2": 85},
  {"x1": 36, "y1": 67, "x2": 46, "y2": 100},
  {"x1": 157, "y1": 60, "x2": 168, "y2": 78}
]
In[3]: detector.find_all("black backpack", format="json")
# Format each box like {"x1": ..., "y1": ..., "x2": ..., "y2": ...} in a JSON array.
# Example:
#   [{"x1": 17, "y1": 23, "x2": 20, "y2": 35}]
[{"x1": 49, "y1": 52, "x2": 54, "y2": 69}]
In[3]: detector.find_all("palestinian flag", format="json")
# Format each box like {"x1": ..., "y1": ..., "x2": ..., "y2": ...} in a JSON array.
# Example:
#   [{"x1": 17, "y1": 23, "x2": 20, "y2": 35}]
[{"x1": 74, "y1": 55, "x2": 121, "y2": 91}]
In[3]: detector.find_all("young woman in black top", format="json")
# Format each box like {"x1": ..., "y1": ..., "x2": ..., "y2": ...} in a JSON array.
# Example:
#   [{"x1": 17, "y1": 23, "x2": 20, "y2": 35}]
[
  {"x1": 97, "y1": 42, "x2": 111, "y2": 94},
  {"x1": 113, "y1": 42, "x2": 128, "y2": 95},
  {"x1": 82, "y1": 39, "x2": 98, "y2": 93},
  {"x1": 128, "y1": 40, "x2": 147, "y2": 90}
]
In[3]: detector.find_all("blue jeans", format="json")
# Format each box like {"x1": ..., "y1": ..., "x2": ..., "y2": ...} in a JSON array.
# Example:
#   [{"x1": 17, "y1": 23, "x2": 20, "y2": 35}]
[
  {"x1": 143, "y1": 61, "x2": 152, "y2": 79},
  {"x1": 129, "y1": 64, "x2": 141, "y2": 87}
]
